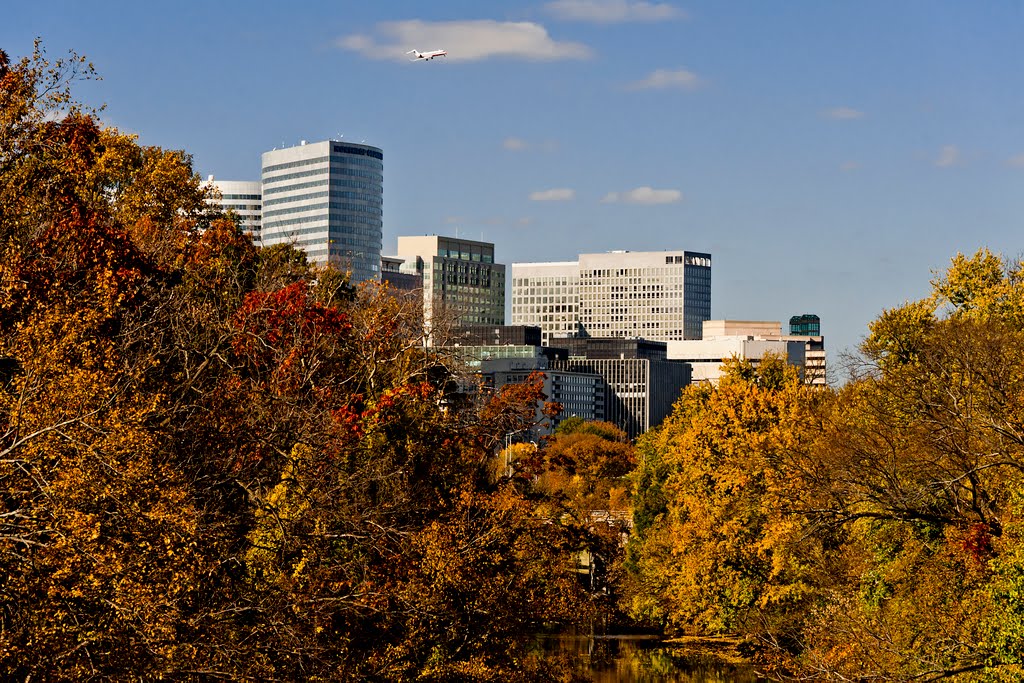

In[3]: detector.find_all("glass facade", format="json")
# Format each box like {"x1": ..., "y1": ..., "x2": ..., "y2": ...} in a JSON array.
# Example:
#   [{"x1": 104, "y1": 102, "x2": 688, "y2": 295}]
[
  {"x1": 394, "y1": 236, "x2": 506, "y2": 329},
  {"x1": 261, "y1": 141, "x2": 383, "y2": 283},
  {"x1": 789, "y1": 314, "x2": 821, "y2": 336}
]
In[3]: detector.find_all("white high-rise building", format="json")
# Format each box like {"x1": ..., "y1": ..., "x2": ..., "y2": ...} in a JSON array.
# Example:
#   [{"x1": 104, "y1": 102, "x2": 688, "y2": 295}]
[
  {"x1": 511, "y1": 250, "x2": 712, "y2": 344},
  {"x1": 205, "y1": 177, "x2": 262, "y2": 238},
  {"x1": 261, "y1": 140, "x2": 383, "y2": 282}
]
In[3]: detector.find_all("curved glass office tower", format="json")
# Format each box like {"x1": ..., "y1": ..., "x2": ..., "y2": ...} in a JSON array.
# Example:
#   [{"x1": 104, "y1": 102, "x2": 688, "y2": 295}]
[{"x1": 261, "y1": 140, "x2": 383, "y2": 282}]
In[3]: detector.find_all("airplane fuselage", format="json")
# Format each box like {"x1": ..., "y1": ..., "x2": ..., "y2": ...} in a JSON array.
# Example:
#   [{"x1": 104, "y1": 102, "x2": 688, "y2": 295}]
[{"x1": 409, "y1": 49, "x2": 447, "y2": 61}]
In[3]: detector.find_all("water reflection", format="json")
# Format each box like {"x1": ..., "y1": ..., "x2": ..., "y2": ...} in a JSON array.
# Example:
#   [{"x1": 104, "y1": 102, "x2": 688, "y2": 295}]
[{"x1": 539, "y1": 633, "x2": 763, "y2": 682}]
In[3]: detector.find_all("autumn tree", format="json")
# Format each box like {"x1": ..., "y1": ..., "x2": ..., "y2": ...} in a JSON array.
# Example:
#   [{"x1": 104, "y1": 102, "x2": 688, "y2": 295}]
[
  {"x1": 776, "y1": 251, "x2": 1024, "y2": 680},
  {"x1": 625, "y1": 250, "x2": 1024, "y2": 680},
  {"x1": 0, "y1": 44, "x2": 591, "y2": 681},
  {"x1": 625, "y1": 356, "x2": 822, "y2": 643}
]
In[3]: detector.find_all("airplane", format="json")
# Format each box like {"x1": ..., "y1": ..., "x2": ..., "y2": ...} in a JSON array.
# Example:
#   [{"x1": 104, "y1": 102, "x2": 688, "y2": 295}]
[{"x1": 407, "y1": 49, "x2": 447, "y2": 61}]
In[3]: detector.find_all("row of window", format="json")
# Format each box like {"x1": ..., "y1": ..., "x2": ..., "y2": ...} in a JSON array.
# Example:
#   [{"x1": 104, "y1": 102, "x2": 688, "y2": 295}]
[
  {"x1": 263, "y1": 154, "x2": 382, "y2": 175},
  {"x1": 221, "y1": 193, "x2": 261, "y2": 200},
  {"x1": 332, "y1": 143, "x2": 383, "y2": 160},
  {"x1": 263, "y1": 202, "x2": 383, "y2": 219},
  {"x1": 263, "y1": 166, "x2": 383, "y2": 186},
  {"x1": 263, "y1": 190, "x2": 382, "y2": 208},
  {"x1": 262, "y1": 211, "x2": 382, "y2": 231},
  {"x1": 262, "y1": 177, "x2": 381, "y2": 195}
]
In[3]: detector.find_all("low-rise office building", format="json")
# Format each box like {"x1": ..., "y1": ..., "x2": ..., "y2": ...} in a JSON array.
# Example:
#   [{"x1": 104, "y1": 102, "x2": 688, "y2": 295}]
[
  {"x1": 666, "y1": 319, "x2": 820, "y2": 384},
  {"x1": 550, "y1": 337, "x2": 691, "y2": 440}
]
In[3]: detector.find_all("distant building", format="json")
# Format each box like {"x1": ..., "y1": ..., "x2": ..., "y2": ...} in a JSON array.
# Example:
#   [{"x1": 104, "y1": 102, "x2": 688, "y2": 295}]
[
  {"x1": 666, "y1": 319, "x2": 824, "y2": 385},
  {"x1": 393, "y1": 235, "x2": 505, "y2": 330},
  {"x1": 512, "y1": 250, "x2": 712, "y2": 345},
  {"x1": 788, "y1": 314, "x2": 826, "y2": 386},
  {"x1": 789, "y1": 314, "x2": 821, "y2": 336},
  {"x1": 550, "y1": 337, "x2": 691, "y2": 440},
  {"x1": 261, "y1": 140, "x2": 383, "y2": 282},
  {"x1": 381, "y1": 255, "x2": 420, "y2": 292},
  {"x1": 509, "y1": 261, "x2": 581, "y2": 345},
  {"x1": 448, "y1": 338, "x2": 604, "y2": 436},
  {"x1": 481, "y1": 355, "x2": 605, "y2": 434},
  {"x1": 703, "y1": 320, "x2": 781, "y2": 338},
  {"x1": 206, "y1": 177, "x2": 262, "y2": 238},
  {"x1": 450, "y1": 325, "x2": 542, "y2": 347}
]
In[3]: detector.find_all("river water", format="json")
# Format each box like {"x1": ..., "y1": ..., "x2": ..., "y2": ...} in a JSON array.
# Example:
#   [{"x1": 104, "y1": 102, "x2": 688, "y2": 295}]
[{"x1": 539, "y1": 633, "x2": 764, "y2": 682}]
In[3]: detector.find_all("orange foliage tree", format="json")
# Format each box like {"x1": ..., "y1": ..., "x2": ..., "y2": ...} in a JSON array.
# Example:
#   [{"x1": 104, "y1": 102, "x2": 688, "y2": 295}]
[{"x1": 0, "y1": 44, "x2": 590, "y2": 680}]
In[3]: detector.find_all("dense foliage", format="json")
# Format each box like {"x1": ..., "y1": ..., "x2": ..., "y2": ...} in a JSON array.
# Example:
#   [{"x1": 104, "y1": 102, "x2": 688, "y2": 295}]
[
  {"x1": 628, "y1": 250, "x2": 1024, "y2": 680},
  {"x1": 0, "y1": 45, "x2": 594, "y2": 681},
  {"x1": 8, "y1": 41, "x2": 1024, "y2": 682}
]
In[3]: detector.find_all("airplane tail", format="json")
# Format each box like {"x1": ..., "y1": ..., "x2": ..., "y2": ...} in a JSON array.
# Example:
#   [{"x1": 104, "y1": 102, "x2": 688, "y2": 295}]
[{"x1": 406, "y1": 49, "x2": 421, "y2": 57}]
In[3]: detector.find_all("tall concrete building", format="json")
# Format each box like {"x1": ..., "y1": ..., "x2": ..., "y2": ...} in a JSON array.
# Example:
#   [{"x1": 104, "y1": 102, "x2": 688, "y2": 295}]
[
  {"x1": 393, "y1": 235, "x2": 505, "y2": 329},
  {"x1": 205, "y1": 177, "x2": 262, "y2": 238},
  {"x1": 261, "y1": 140, "x2": 383, "y2": 282},
  {"x1": 512, "y1": 250, "x2": 712, "y2": 344}
]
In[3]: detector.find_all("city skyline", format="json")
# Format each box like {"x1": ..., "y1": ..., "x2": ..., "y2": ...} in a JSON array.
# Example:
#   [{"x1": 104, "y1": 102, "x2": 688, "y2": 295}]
[{"x1": 7, "y1": 1, "x2": 1024, "y2": 361}]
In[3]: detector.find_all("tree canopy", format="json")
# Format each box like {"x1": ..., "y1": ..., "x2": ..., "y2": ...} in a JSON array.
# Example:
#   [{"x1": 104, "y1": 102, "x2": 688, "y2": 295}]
[
  {"x1": 626, "y1": 251, "x2": 1024, "y2": 680},
  {"x1": 0, "y1": 44, "x2": 593, "y2": 681}
]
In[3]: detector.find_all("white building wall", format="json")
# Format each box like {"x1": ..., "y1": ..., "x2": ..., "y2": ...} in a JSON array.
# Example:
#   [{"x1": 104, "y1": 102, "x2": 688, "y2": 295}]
[
  {"x1": 703, "y1": 320, "x2": 781, "y2": 338},
  {"x1": 511, "y1": 250, "x2": 711, "y2": 344},
  {"x1": 510, "y1": 261, "x2": 580, "y2": 345},
  {"x1": 666, "y1": 337, "x2": 805, "y2": 385},
  {"x1": 261, "y1": 140, "x2": 383, "y2": 282},
  {"x1": 206, "y1": 177, "x2": 262, "y2": 238}
]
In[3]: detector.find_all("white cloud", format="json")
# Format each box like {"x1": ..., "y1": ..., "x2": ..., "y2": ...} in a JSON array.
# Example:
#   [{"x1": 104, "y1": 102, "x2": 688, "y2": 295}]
[
  {"x1": 823, "y1": 107, "x2": 865, "y2": 120},
  {"x1": 626, "y1": 68, "x2": 700, "y2": 91},
  {"x1": 338, "y1": 20, "x2": 592, "y2": 62},
  {"x1": 935, "y1": 145, "x2": 960, "y2": 168},
  {"x1": 529, "y1": 188, "x2": 576, "y2": 201},
  {"x1": 1007, "y1": 153, "x2": 1024, "y2": 167},
  {"x1": 601, "y1": 186, "x2": 682, "y2": 204},
  {"x1": 503, "y1": 137, "x2": 528, "y2": 151},
  {"x1": 546, "y1": 0, "x2": 685, "y2": 23}
]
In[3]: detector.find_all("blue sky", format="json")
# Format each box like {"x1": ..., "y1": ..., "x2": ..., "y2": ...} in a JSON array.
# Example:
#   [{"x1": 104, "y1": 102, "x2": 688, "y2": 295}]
[{"x1": 7, "y1": 1, "x2": 1024, "y2": 363}]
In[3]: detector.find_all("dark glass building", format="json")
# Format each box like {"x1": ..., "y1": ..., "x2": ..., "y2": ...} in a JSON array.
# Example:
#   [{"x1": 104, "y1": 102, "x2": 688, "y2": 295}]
[{"x1": 789, "y1": 314, "x2": 821, "y2": 337}]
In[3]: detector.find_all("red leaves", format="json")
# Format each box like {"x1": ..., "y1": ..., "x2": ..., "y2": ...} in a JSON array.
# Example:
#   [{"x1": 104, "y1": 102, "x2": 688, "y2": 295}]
[
  {"x1": 231, "y1": 282, "x2": 351, "y2": 391},
  {"x1": 234, "y1": 282, "x2": 349, "y2": 349},
  {"x1": 957, "y1": 522, "x2": 994, "y2": 566},
  {"x1": 1, "y1": 205, "x2": 149, "y2": 324},
  {"x1": 329, "y1": 382, "x2": 438, "y2": 439}
]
